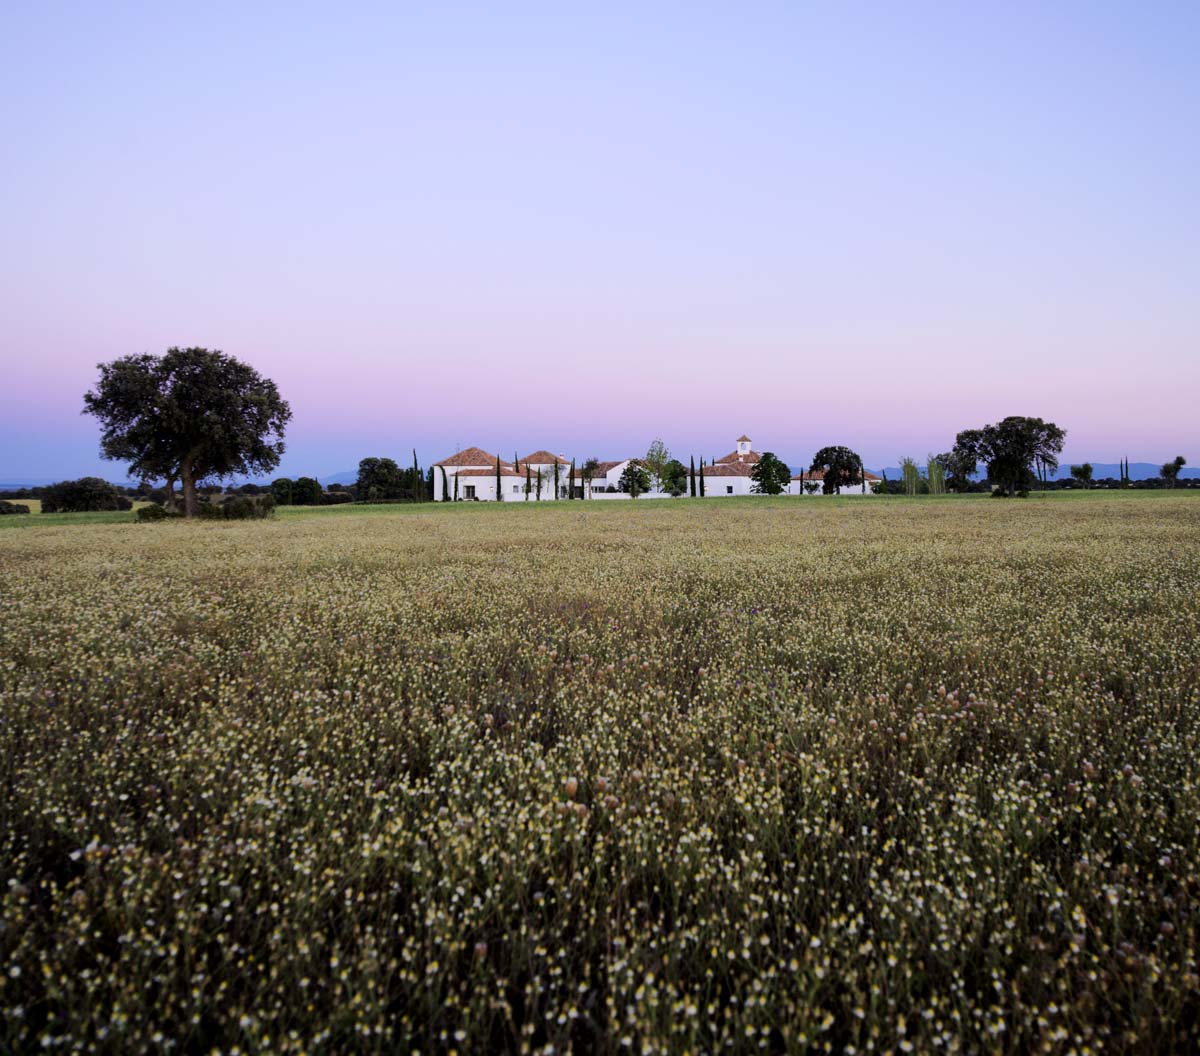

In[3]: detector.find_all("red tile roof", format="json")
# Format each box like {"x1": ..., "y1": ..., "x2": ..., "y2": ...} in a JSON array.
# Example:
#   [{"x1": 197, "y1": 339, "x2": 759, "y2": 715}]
[
  {"x1": 737, "y1": 434, "x2": 752, "y2": 443},
  {"x1": 715, "y1": 450, "x2": 762, "y2": 465},
  {"x1": 433, "y1": 447, "x2": 513, "y2": 468},
  {"x1": 455, "y1": 467, "x2": 523, "y2": 478},
  {"x1": 704, "y1": 462, "x2": 754, "y2": 477},
  {"x1": 522, "y1": 450, "x2": 570, "y2": 465}
]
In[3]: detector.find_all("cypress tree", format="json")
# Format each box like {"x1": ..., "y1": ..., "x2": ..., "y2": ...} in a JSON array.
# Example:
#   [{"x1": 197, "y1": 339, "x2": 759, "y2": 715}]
[
  {"x1": 440, "y1": 466, "x2": 449, "y2": 502},
  {"x1": 454, "y1": 473, "x2": 459, "y2": 501},
  {"x1": 882, "y1": 469, "x2": 889, "y2": 495},
  {"x1": 495, "y1": 455, "x2": 503, "y2": 502},
  {"x1": 525, "y1": 464, "x2": 531, "y2": 500},
  {"x1": 553, "y1": 461, "x2": 560, "y2": 500},
  {"x1": 699, "y1": 459, "x2": 706, "y2": 497},
  {"x1": 568, "y1": 459, "x2": 575, "y2": 500},
  {"x1": 690, "y1": 456, "x2": 696, "y2": 497},
  {"x1": 412, "y1": 449, "x2": 421, "y2": 502}
]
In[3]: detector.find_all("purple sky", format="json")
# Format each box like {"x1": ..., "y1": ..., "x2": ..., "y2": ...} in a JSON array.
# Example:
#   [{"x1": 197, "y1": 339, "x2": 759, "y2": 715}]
[{"x1": 2, "y1": 3, "x2": 1197, "y2": 480}]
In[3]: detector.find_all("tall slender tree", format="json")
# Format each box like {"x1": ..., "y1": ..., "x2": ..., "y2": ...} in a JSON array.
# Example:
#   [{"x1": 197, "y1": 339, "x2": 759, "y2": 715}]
[
  {"x1": 525, "y1": 464, "x2": 531, "y2": 500},
  {"x1": 699, "y1": 459, "x2": 706, "y2": 497},
  {"x1": 495, "y1": 456, "x2": 503, "y2": 502},
  {"x1": 553, "y1": 461, "x2": 561, "y2": 500},
  {"x1": 440, "y1": 465, "x2": 449, "y2": 501},
  {"x1": 568, "y1": 459, "x2": 575, "y2": 499},
  {"x1": 689, "y1": 456, "x2": 697, "y2": 497},
  {"x1": 412, "y1": 450, "x2": 421, "y2": 502}
]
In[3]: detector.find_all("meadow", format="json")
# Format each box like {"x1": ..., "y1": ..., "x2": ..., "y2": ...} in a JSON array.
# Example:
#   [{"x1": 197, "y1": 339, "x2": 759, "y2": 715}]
[{"x1": 1, "y1": 493, "x2": 1198, "y2": 1053}]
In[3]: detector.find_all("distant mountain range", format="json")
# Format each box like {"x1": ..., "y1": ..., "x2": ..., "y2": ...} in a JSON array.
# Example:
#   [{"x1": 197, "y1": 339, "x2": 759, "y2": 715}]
[{"x1": 874, "y1": 462, "x2": 1197, "y2": 482}]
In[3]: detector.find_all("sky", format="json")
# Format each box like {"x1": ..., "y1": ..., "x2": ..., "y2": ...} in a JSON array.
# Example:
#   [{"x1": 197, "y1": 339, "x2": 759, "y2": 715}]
[{"x1": 2, "y1": 1, "x2": 1197, "y2": 480}]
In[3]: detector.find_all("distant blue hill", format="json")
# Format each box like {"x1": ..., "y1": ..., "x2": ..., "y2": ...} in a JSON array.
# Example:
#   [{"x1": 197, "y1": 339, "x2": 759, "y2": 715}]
[{"x1": 876, "y1": 462, "x2": 1197, "y2": 482}]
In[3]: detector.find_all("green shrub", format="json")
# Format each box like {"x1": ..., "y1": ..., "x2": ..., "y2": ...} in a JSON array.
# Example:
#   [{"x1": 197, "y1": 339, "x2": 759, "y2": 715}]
[
  {"x1": 41, "y1": 477, "x2": 126, "y2": 513},
  {"x1": 0, "y1": 500, "x2": 31, "y2": 515},
  {"x1": 135, "y1": 503, "x2": 178, "y2": 523}
]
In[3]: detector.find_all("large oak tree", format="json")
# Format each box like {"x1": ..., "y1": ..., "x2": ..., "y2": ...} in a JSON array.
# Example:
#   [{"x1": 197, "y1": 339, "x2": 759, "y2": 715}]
[{"x1": 84, "y1": 347, "x2": 291, "y2": 517}]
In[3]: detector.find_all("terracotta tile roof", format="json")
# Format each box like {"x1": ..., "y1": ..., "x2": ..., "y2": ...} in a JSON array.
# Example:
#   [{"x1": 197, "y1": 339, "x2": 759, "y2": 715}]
[
  {"x1": 455, "y1": 467, "x2": 523, "y2": 478},
  {"x1": 433, "y1": 447, "x2": 513, "y2": 468},
  {"x1": 522, "y1": 450, "x2": 570, "y2": 465},
  {"x1": 704, "y1": 462, "x2": 754, "y2": 477},
  {"x1": 715, "y1": 450, "x2": 762, "y2": 465},
  {"x1": 737, "y1": 434, "x2": 752, "y2": 443},
  {"x1": 591, "y1": 459, "x2": 632, "y2": 476}
]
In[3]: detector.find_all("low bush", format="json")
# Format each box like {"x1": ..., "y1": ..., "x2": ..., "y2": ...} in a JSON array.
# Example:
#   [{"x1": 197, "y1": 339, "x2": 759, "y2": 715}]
[
  {"x1": 40, "y1": 477, "x2": 127, "y2": 513},
  {"x1": 135, "y1": 503, "x2": 178, "y2": 523},
  {"x1": 320, "y1": 491, "x2": 354, "y2": 505},
  {"x1": 0, "y1": 500, "x2": 30, "y2": 515}
]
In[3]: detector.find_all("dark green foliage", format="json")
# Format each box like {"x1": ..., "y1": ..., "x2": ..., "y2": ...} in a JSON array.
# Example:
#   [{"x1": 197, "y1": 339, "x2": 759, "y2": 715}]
[
  {"x1": 292, "y1": 477, "x2": 323, "y2": 506},
  {"x1": 41, "y1": 477, "x2": 128, "y2": 513},
  {"x1": 83, "y1": 347, "x2": 291, "y2": 517},
  {"x1": 663, "y1": 459, "x2": 688, "y2": 497},
  {"x1": 618, "y1": 460, "x2": 651, "y2": 498},
  {"x1": 357, "y1": 458, "x2": 404, "y2": 501},
  {"x1": 440, "y1": 466, "x2": 450, "y2": 502},
  {"x1": 271, "y1": 478, "x2": 294, "y2": 505},
  {"x1": 496, "y1": 457, "x2": 504, "y2": 502},
  {"x1": 749, "y1": 452, "x2": 790, "y2": 495},
  {"x1": 952, "y1": 417, "x2": 1066, "y2": 497},
  {"x1": 0, "y1": 500, "x2": 31, "y2": 515},
  {"x1": 1070, "y1": 463, "x2": 1094, "y2": 485},
  {"x1": 809, "y1": 446, "x2": 863, "y2": 494},
  {"x1": 699, "y1": 459, "x2": 705, "y2": 497},
  {"x1": 1161, "y1": 456, "x2": 1187, "y2": 488},
  {"x1": 320, "y1": 491, "x2": 353, "y2": 505},
  {"x1": 135, "y1": 503, "x2": 176, "y2": 522},
  {"x1": 689, "y1": 456, "x2": 696, "y2": 498},
  {"x1": 568, "y1": 460, "x2": 575, "y2": 500}
]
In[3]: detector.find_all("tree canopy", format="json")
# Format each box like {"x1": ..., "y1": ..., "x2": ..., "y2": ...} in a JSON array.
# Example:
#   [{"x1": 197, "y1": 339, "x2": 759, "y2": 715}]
[
  {"x1": 950, "y1": 416, "x2": 1066, "y2": 496},
  {"x1": 662, "y1": 459, "x2": 689, "y2": 497},
  {"x1": 357, "y1": 457, "x2": 404, "y2": 501},
  {"x1": 1070, "y1": 463, "x2": 1094, "y2": 485},
  {"x1": 618, "y1": 460, "x2": 651, "y2": 498},
  {"x1": 809, "y1": 446, "x2": 862, "y2": 495},
  {"x1": 1161, "y1": 456, "x2": 1187, "y2": 487},
  {"x1": 643, "y1": 439, "x2": 671, "y2": 493},
  {"x1": 83, "y1": 348, "x2": 291, "y2": 517},
  {"x1": 750, "y1": 452, "x2": 791, "y2": 495}
]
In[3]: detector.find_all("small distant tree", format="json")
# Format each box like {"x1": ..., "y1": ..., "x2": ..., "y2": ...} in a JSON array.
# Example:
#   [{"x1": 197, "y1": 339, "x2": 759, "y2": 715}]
[
  {"x1": 750, "y1": 452, "x2": 791, "y2": 495},
  {"x1": 581, "y1": 458, "x2": 600, "y2": 499},
  {"x1": 619, "y1": 460, "x2": 651, "y2": 498},
  {"x1": 525, "y1": 464, "x2": 531, "y2": 500},
  {"x1": 900, "y1": 457, "x2": 921, "y2": 496},
  {"x1": 271, "y1": 478, "x2": 294, "y2": 505},
  {"x1": 1070, "y1": 463, "x2": 1094, "y2": 487},
  {"x1": 643, "y1": 439, "x2": 671, "y2": 494},
  {"x1": 568, "y1": 459, "x2": 576, "y2": 499},
  {"x1": 357, "y1": 457, "x2": 404, "y2": 501},
  {"x1": 663, "y1": 459, "x2": 688, "y2": 497},
  {"x1": 699, "y1": 459, "x2": 706, "y2": 497},
  {"x1": 440, "y1": 465, "x2": 450, "y2": 501},
  {"x1": 1161, "y1": 456, "x2": 1187, "y2": 488},
  {"x1": 927, "y1": 454, "x2": 946, "y2": 495},
  {"x1": 810, "y1": 446, "x2": 863, "y2": 495},
  {"x1": 939, "y1": 444, "x2": 978, "y2": 493},
  {"x1": 553, "y1": 461, "x2": 561, "y2": 499},
  {"x1": 689, "y1": 456, "x2": 697, "y2": 497},
  {"x1": 292, "y1": 477, "x2": 322, "y2": 505},
  {"x1": 495, "y1": 456, "x2": 503, "y2": 501}
]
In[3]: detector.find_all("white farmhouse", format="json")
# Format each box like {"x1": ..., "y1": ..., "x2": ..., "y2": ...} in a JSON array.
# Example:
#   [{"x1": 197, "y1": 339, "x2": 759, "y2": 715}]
[{"x1": 701, "y1": 435, "x2": 759, "y2": 496}]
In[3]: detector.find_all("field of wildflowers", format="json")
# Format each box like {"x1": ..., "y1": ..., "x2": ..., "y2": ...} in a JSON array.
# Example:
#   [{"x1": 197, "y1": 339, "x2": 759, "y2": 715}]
[{"x1": 1, "y1": 494, "x2": 1198, "y2": 1053}]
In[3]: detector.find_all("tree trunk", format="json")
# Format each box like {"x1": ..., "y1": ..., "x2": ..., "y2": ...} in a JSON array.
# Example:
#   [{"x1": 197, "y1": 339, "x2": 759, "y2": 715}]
[
  {"x1": 164, "y1": 476, "x2": 178, "y2": 511},
  {"x1": 180, "y1": 457, "x2": 199, "y2": 518}
]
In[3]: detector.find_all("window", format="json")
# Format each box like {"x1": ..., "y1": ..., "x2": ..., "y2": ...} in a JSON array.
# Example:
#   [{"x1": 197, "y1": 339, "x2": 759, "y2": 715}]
[
  {"x1": 513, "y1": 485, "x2": 520, "y2": 493},
  {"x1": 726, "y1": 486, "x2": 733, "y2": 494},
  {"x1": 464, "y1": 485, "x2": 476, "y2": 499}
]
